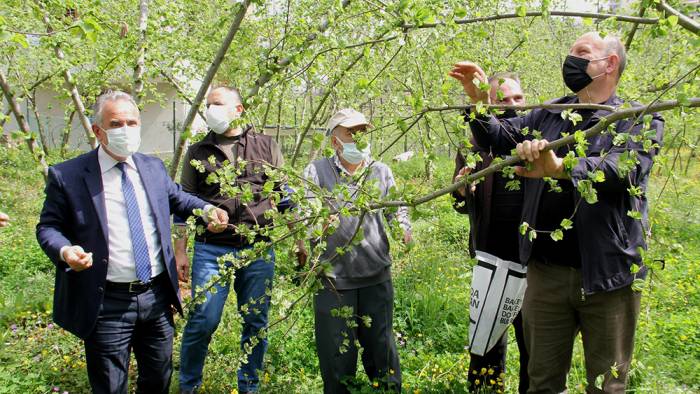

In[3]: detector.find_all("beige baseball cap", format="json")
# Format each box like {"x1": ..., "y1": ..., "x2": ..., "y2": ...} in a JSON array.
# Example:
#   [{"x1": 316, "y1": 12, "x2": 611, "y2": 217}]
[{"x1": 326, "y1": 108, "x2": 370, "y2": 135}]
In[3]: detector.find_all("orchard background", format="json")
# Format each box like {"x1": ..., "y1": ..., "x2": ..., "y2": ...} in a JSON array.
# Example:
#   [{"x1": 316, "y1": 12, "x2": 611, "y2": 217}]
[{"x1": 0, "y1": 0, "x2": 699, "y2": 392}]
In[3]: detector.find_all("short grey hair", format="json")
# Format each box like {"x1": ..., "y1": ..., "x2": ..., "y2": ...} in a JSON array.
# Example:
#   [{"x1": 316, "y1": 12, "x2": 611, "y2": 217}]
[
  {"x1": 488, "y1": 72, "x2": 520, "y2": 86},
  {"x1": 603, "y1": 35, "x2": 626, "y2": 80},
  {"x1": 92, "y1": 90, "x2": 138, "y2": 126}
]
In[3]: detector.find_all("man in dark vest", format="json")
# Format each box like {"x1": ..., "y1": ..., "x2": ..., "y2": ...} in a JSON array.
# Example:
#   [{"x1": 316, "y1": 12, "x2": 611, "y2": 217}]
[
  {"x1": 175, "y1": 86, "x2": 295, "y2": 394},
  {"x1": 301, "y1": 108, "x2": 412, "y2": 394},
  {"x1": 453, "y1": 72, "x2": 529, "y2": 393}
]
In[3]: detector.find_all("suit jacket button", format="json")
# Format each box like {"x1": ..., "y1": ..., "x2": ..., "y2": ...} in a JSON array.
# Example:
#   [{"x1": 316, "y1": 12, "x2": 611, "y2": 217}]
[
  {"x1": 102, "y1": 258, "x2": 108, "y2": 264},
  {"x1": 98, "y1": 287, "x2": 104, "y2": 293}
]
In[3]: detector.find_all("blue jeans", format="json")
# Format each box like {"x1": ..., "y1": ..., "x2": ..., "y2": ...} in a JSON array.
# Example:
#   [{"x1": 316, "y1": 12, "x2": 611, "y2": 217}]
[{"x1": 179, "y1": 242, "x2": 275, "y2": 392}]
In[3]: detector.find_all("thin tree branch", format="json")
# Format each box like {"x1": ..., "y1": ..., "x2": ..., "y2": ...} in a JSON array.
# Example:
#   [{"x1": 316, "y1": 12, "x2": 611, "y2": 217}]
[
  {"x1": 402, "y1": 10, "x2": 660, "y2": 29},
  {"x1": 372, "y1": 98, "x2": 700, "y2": 209},
  {"x1": 0, "y1": 69, "x2": 49, "y2": 178},
  {"x1": 289, "y1": 49, "x2": 367, "y2": 166},
  {"x1": 624, "y1": 3, "x2": 647, "y2": 50},
  {"x1": 39, "y1": 8, "x2": 96, "y2": 149},
  {"x1": 169, "y1": 0, "x2": 251, "y2": 178},
  {"x1": 656, "y1": 0, "x2": 700, "y2": 36},
  {"x1": 132, "y1": 0, "x2": 149, "y2": 104},
  {"x1": 244, "y1": 0, "x2": 353, "y2": 102}
]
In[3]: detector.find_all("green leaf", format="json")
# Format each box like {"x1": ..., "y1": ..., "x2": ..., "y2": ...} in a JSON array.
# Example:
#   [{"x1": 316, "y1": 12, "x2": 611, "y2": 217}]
[
  {"x1": 560, "y1": 218, "x2": 573, "y2": 230},
  {"x1": 528, "y1": 229, "x2": 537, "y2": 242},
  {"x1": 550, "y1": 229, "x2": 564, "y2": 241},
  {"x1": 455, "y1": 8, "x2": 467, "y2": 18},
  {"x1": 627, "y1": 210, "x2": 643, "y2": 220},
  {"x1": 11, "y1": 33, "x2": 28, "y2": 48},
  {"x1": 519, "y1": 222, "x2": 529, "y2": 236},
  {"x1": 515, "y1": 5, "x2": 527, "y2": 17},
  {"x1": 588, "y1": 170, "x2": 605, "y2": 183}
]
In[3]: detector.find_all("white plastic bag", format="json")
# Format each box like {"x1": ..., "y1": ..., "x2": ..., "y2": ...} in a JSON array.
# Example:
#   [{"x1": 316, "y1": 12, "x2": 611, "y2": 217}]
[{"x1": 468, "y1": 250, "x2": 527, "y2": 356}]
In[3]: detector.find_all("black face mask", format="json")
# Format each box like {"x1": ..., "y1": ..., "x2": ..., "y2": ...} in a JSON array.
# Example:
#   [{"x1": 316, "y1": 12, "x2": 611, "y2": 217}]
[
  {"x1": 496, "y1": 109, "x2": 518, "y2": 119},
  {"x1": 562, "y1": 55, "x2": 593, "y2": 93}
]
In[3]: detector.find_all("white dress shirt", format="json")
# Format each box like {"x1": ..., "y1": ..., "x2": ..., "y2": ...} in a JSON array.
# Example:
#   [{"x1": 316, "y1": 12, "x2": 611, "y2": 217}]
[{"x1": 98, "y1": 146, "x2": 165, "y2": 282}]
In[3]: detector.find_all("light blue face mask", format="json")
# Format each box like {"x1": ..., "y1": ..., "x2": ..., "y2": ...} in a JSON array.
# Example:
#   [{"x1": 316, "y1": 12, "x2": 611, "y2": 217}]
[{"x1": 336, "y1": 137, "x2": 371, "y2": 164}]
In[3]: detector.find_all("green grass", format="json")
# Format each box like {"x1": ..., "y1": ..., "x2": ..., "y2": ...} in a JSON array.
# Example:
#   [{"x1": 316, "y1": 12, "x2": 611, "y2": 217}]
[{"x1": 0, "y1": 146, "x2": 699, "y2": 393}]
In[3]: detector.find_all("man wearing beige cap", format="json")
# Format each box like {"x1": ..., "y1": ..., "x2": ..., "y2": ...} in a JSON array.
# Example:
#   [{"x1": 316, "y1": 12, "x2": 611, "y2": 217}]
[{"x1": 300, "y1": 108, "x2": 412, "y2": 393}]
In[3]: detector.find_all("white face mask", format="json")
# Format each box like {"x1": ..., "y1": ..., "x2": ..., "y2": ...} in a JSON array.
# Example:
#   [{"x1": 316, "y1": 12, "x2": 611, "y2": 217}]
[
  {"x1": 335, "y1": 137, "x2": 371, "y2": 165},
  {"x1": 206, "y1": 104, "x2": 238, "y2": 134},
  {"x1": 104, "y1": 125, "x2": 141, "y2": 157}
]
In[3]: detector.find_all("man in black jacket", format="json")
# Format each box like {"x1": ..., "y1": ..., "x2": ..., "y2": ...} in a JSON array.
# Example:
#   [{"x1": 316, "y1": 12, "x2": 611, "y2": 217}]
[
  {"x1": 453, "y1": 72, "x2": 529, "y2": 393},
  {"x1": 450, "y1": 32, "x2": 664, "y2": 393}
]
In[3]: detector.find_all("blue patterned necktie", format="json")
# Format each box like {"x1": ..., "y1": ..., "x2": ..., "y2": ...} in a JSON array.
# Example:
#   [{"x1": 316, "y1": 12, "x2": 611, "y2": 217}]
[{"x1": 115, "y1": 162, "x2": 152, "y2": 283}]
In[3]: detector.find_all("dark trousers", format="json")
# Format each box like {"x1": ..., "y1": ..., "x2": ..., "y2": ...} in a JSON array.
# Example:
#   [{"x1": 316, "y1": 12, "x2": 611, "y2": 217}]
[
  {"x1": 84, "y1": 275, "x2": 175, "y2": 394},
  {"x1": 468, "y1": 312, "x2": 529, "y2": 393},
  {"x1": 314, "y1": 280, "x2": 401, "y2": 394},
  {"x1": 523, "y1": 260, "x2": 641, "y2": 394}
]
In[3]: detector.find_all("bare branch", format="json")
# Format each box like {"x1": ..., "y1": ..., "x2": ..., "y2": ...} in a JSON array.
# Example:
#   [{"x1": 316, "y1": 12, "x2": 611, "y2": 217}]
[
  {"x1": 244, "y1": 0, "x2": 353, "y2": 102},
  {"x1": 132, "y1": 0, "x2": 149, "y2": 104},
  {"x1": 169, "y1": 0, "x2": 252, "y2": 178},
  {"x1": 373, "y1": 98, "x2": 700, "y2": 209},
  {"x1": 39, "y1": 9, "x2": 96, "y2": 149},
  {"x1": 402, "y1": 10, "x2": 660, "y2": 30},
  {"x1": 0, "y1": 69, "x2": 49, "y2": 178},
  {"x1": 656, "y1": 0, "x2": 700, "y2": 35}
]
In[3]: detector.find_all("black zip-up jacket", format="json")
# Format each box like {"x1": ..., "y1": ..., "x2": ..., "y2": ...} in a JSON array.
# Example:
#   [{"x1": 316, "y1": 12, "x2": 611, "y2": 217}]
[
  {"x1": 468, "y1": 95, "x2": 665, "y2": 294},
  {"x1": 176, "y1": 126, "x2": 291, "y2": 247}
]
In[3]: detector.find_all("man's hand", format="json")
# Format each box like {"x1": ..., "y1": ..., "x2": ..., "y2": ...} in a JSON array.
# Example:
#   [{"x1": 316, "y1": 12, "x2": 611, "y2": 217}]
[
  {"x1": 291, "y1": 239, "x2": 309, "y2": 287},
  {"x1": 295, "y1": 239, "x2": 308, "y2": 268},
  {"x1": 207, "y1": 207, "x2": 229, "y2": 233},
  {"x1": 454, "y1": 167, "x2": 477, "y2": 197},
  {"x1": 175, "y1": 249, "x2": 190, "y2": 283},
  {"x1": 0, "y1": 212, "x2": 9, "y2": 228},
  {"x1": 403, "y1": 230, "x2": 414, "y2": 245},
  {"x1": 514, "y1": 139, "x2": 568, "y2": 179},
  {"x1": 448, "y1": 62, "x2": 490, "y2": 104},
  {"x1": 62, "y1": 245, "x2": 93, "y2": 271}
]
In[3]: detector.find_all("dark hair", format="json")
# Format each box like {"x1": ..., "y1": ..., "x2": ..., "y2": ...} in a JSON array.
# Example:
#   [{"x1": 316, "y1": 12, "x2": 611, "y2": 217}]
[{"x1": 211, "y1": 86, "x2": 243, "y2": 105}]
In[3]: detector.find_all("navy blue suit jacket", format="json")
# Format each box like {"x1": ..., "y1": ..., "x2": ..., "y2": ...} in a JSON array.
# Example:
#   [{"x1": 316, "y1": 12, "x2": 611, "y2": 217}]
[{"x1": 36, "y1": 149, "x2": 207, "y2": 339}]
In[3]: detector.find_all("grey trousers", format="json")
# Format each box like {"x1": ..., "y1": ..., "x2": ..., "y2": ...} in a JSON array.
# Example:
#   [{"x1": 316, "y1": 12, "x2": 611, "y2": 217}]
[
  {"x1": 313, "y1": 280, "x2": 401, "y2": 394},
  {"x1": 523, "y1": 260, "x2": 641, "y2": 394}
]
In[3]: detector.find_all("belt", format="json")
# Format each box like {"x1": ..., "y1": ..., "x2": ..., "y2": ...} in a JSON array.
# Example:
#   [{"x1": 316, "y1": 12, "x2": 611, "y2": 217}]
[{"x1": 105, "y1": 272, "x2": 167, "y2": 294}]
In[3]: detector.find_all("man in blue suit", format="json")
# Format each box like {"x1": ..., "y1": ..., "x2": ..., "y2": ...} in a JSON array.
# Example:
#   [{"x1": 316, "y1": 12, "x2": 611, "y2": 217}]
[{"x1": 36, "y1": 90, "x2": 229, "y2": 394}]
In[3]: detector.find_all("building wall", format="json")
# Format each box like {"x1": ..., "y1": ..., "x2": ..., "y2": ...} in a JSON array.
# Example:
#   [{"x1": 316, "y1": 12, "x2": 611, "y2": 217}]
[{"x1": 2, "y1": 82, "x2": 207, "y2": 156}]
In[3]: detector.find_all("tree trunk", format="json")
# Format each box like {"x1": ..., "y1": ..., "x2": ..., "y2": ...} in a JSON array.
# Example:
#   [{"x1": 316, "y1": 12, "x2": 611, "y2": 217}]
[
  {"x1": 132, "y1": 0, "x2": 149, "y2": 104},
  {"x1": 40, "y1": 12, "x2": 96, "y2": 149},
  {"x1": 0, "y1": 70, "x2": 49, "y2": 178},
  {"x1": 61, "y1": 110, "x2": 76, "y2": 158}
]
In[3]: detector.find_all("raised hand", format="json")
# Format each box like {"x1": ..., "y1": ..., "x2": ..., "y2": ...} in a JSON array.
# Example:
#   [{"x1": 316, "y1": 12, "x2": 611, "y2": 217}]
[{"x1": 448, "y1": 61, "x2": 490, "y2": 103}]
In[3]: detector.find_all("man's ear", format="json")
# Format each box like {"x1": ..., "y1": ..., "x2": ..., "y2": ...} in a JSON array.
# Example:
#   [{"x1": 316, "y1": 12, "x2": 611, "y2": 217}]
[
  {"x1": 235, "y1": 104, "x2": 245, "y2": 114},
  {"x1": 606, "y1": 54, "x2": 619, "y2": 76},
  {"x1": 330, "y1": 135, "x2": 340, "y2": 150},
  {"x1": 92, "y1": 124, "x2": 106, "y2": 144}
]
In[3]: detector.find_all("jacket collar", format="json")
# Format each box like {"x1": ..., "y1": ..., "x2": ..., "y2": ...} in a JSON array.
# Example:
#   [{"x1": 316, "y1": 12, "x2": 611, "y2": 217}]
[{"x1": 199, "y1": 124, "x2": 253, "y2": 147}]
